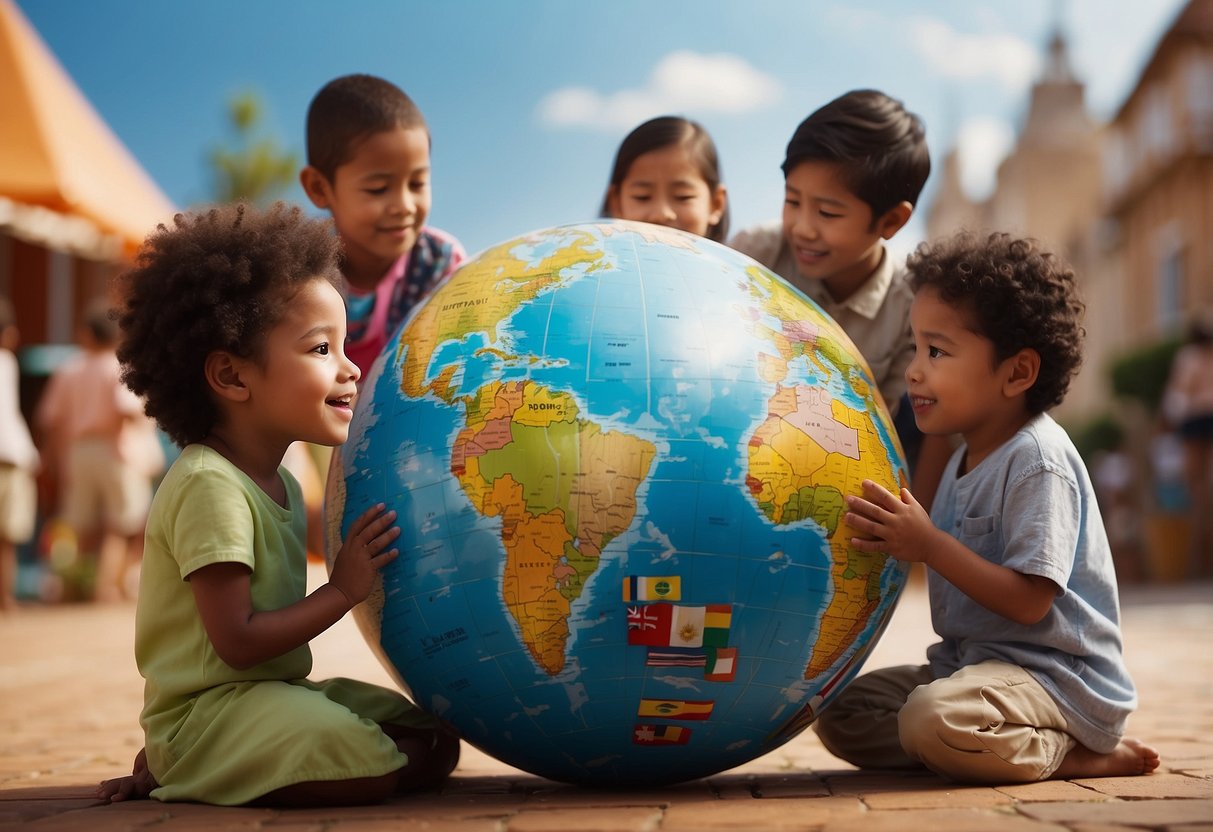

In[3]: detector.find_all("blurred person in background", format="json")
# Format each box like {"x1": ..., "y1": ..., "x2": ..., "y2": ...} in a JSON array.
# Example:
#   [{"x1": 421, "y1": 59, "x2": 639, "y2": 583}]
[
  {"x1": 35, "y1": 304, "x2": 161, "y2": 602},
  {"x1": 1162, "y1": 308, "x2": 1213, "y2": 577},
  {"x1": 0, "y1": 298, "x2": 39, "y2": 610}
]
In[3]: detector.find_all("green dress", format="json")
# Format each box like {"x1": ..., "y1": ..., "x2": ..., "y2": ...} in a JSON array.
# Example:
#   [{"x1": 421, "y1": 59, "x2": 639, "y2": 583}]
[{"x1": 135, "y1": 444, "x2": 438, "y2": 805}]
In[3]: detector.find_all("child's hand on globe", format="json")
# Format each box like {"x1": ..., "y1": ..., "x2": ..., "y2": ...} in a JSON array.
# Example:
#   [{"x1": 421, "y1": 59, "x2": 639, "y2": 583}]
[{"x1": 328, "y1": 503, "x2": 400, "y2": 608}]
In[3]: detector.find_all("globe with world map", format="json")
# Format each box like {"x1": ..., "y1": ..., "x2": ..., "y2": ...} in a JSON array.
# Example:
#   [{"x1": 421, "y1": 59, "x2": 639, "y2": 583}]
[{"x1": 325, "y1": 220, "x2": 910, "y2": 785}]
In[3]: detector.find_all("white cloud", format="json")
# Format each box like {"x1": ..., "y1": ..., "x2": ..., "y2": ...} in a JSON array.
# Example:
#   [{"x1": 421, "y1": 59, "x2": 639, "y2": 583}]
[
  {"x1": 536, "y1": 50, "x2": 781, "y2": 131},
  {"x1": 909, "y1": 17, "x2": 1040, "y2": 93},
  {"x1": 956, "y1": 116, "x2": 1016, "y2": 201}
]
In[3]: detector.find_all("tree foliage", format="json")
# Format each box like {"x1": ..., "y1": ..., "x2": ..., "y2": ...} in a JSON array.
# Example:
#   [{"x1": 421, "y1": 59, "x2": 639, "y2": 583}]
[
  {"x1": 1109, "y1": 336, "x2": 1183, "y2": 413},
  {"x1": 208, "y1": 91, "x2": 298, "y2": 205}
]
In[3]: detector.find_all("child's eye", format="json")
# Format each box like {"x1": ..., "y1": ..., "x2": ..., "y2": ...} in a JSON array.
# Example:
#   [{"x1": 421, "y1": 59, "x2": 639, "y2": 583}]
[
  {"x1": 364, "y1": 187, "x2": 387, "y2": 196},
  {"x1": 783, "y1": 198, "x2": 800, "y2": 209},
  {"x1": 819, "y1": 210, "x2": 843, "y2": 219},
  {"x1": 928, "y1": 346, "x2": 944, "y2": 359},
  {"x1": 313, "y1": 343, "x2": 331, "y2": 356}
]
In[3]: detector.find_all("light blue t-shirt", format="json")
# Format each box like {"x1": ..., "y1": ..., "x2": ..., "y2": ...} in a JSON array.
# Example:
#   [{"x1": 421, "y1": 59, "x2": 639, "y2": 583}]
[{"x1": 926, "y1": 413, "x2": 1135, "y2": 754}]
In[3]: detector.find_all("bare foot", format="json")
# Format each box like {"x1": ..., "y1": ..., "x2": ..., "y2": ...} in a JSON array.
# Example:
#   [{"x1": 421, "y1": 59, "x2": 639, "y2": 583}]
[
  {"x1": 1051, "y1": 737, "x2": 1160, "y2": 779},
  {"x1": 96, "y1": 748, "x2": 157, "y2": 803}
]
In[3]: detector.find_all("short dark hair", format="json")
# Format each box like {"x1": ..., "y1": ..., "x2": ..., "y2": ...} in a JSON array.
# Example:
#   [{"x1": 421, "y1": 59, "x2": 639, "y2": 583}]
[
  {"x1": 782, "y1": 89, "x2": 930, "y2": 220},
  {"x1": 906, "y1": 232, "x2": 1085, "y2": 414},
  {"x1": 305, "y1": 74, "x2": 427, "y2": 181},
  {"x1": 83, "y1": 302, "x2": 119, "y2": 346},
  {"x1": 599, "y1": 115, "x2": 729, "y2": 242},
  {"x1": 116, "y1": 203, "x2": 342, "y2": 447},
  {"x1": 1187, "y1": 308, "x2": 1213, "y2": 346}
]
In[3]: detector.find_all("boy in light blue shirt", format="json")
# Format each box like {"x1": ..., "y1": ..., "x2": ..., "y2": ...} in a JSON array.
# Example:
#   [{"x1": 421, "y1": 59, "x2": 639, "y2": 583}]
[{"x1": 816, "y1": 232, "x2": 1160, "y2": 783}]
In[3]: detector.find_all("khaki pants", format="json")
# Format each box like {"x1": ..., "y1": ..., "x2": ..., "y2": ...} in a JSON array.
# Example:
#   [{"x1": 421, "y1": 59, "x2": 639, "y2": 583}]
[
  {"x1": 0, "y1": 463, "x2": 36, "y2": 543},
  {"x1": 64, "y1": 438, "x2": 150, "y2": 536},
  {"x1": 814, "y1": 660, "x2": 1076, "y2": 783}
]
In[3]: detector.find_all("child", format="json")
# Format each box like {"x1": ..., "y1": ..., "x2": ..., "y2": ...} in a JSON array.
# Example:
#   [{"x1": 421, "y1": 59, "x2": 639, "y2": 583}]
[
  {"x1": 815, "y1": 232, "x2": 1160, "y2": 783},
  {"x1": 98, "y1": 203, "x2": 459, "y2": 807},
  {"x1": 0, "y1": 298, "x2": 38, "y2": 611},
  {"x1": 729, "y1": 89, "x2": 950, "y2": 509},
  {"x1": 297, "y1": 73, "x2": 466, "y2": 556},
  {"x1": 36, "y1": 305, "x2": 156, "y2": 602},
  {"x1": 299, "y1": 73, "x2": 467, "y2": 377},
  {"x1": 600, "y1": 115, "x2": 729, "y2": 242}
]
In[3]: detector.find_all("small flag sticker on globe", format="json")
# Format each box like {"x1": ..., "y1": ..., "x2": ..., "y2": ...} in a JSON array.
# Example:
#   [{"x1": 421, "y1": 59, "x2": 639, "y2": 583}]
[{"x1": 623, "y1": 575, "x2": 680, "y2": 601}]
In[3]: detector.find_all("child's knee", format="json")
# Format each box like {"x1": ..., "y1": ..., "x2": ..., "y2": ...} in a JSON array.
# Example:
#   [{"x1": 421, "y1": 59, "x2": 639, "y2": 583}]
[
  {"x1": 897, "y1": 682, "x2": 1048, "y2": 783},
  {"x1": 897, "y1": 682, "x2": 953, "y2": 761},
  {"x1": 432, "y1": 732, "x2": 461, "y2": 778},
  {"x1": 812, "y1": 709, "x2": 849, "y2": 758},
  {"x1": 392, "y1": 727, "x2": 461, "y2": 790},
  {"x1": 897, "y1": 680, "x2": 986, "y2": 777}
]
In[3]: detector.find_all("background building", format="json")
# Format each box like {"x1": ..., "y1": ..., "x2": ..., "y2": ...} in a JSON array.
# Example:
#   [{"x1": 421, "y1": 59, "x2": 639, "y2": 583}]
[
  {"x1": 925, "y1": 25, "x2": 1104, "y2": 420},
  {"x1": 1101, "y1": 0, "x2": 1213, "y2": 348},
  {"x1": 0, "y1": 0, "x2": 173, "y2": 407},
  {"x1": 925, "y1": 0, "x2": 1213, "y2": 580},
  {"x1": 927, "y1": 0, "x2": 1212, "y2": 425}
]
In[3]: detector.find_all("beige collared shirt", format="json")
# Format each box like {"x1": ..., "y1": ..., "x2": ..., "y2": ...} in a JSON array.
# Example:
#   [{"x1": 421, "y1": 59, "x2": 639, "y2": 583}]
[{"x1": 730, "y1": 221, "x2": 914, "y2": 415}]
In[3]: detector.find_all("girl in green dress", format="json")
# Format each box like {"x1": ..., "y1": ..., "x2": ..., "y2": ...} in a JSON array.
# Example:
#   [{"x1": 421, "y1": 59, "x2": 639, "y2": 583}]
[{"x1": 98, "y1": 203, "x2": 459, "y2": 806}]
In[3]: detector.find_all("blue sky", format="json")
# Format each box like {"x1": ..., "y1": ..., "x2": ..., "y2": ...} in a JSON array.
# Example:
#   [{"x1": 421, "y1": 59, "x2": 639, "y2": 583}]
[{"x1": 17, "y1": 0, "x2": 1187, "y2": 258}]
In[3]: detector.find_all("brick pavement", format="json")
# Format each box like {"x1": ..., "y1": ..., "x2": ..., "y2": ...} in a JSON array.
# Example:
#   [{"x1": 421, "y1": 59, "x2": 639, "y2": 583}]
[{"x1": 1, "y1": 566, "x2": 1210, "y2": 831}]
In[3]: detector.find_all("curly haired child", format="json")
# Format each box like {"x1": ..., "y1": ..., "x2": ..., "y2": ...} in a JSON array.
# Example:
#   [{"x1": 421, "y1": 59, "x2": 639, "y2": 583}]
[
  {"x1": 97, "y1": 203, "x2": 459, "y2": 806},
  {"x1": 814, "y1": 232, "x2": 1159, "y2": 783}
]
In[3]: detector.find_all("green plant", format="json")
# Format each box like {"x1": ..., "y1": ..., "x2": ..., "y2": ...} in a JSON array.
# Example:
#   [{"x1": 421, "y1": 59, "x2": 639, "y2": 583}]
[
  {"x1": 1109, "y1": 336, "x2": 1183, "y2": 412},
  {"x1": 1067, "y1": 412, "x2": 1126, "y2": 465},
  {"x1": 208, "y1": 91, "x2": 298, "y2": 206}
]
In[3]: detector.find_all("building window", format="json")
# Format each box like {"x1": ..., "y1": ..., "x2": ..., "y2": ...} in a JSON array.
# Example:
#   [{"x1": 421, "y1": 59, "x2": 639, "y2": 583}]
[
  {"x1": 1140, "y1": 85, "x2": 1175, "y2": 163},
  {"x1": 1103, "y1": 129, "x2": 1129, "y2": 201},
  {"x1": 1184, "y1": 52, "x2": 1213, "y2": 151},
  {"x1": 1156, "y1": 240, "x2": 1186, "y2": 333}
]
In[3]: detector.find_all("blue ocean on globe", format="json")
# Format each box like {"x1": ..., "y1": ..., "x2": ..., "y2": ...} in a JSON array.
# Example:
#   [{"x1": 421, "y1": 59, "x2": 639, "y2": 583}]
[{"x1": 326, "y1": 220, "x2": 909, "y2": 785}]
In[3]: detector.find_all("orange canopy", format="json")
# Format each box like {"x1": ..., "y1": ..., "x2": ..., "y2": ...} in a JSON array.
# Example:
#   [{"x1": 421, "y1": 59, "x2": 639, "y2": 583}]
[{"x1": 0, "y1": 0, "x2": 175, "y2": 256}]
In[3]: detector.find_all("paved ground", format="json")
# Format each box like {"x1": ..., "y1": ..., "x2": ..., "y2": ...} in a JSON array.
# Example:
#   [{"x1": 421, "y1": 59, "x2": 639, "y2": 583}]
[{"x1": 2, "y1": 565, "x2": 1210, "y2": 831}]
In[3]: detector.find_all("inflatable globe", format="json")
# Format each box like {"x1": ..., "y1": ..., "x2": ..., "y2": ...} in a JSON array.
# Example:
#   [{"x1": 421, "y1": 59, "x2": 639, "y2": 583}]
[{"x1": 326, "y1": 220, "x2": 909, "y2": 786}]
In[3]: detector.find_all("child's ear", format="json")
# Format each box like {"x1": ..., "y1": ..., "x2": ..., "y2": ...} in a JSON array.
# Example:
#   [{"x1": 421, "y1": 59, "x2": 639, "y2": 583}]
[
  {"x1": 605, "y1": 185, "x2": 622, "y2": 220},
  {"x1": 875, "y1": 201, "x2": 913, "y2": 240},
  {"x1": 204, "y1": 351, "x2": 251, "y2": 403},
  {"x1": 709, "y1": 184, "x2": 728, "y2": 227},
  {"x1": 1002, "y1": 348, "x2": 1040, "y2": 398},
  {"x1": 299, "y1": 166, "x2": 333, "y2": 210}
]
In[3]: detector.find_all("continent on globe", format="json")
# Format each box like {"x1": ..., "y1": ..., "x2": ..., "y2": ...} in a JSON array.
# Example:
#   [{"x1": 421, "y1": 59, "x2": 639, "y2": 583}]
[
  {"x1": 396, "y1": 230, "x2": 604, "y2": 403},
  {"x1": 739, "y1": 266, "x2": 903, "y2": 678},
  {"x1": 327, "y1": 220, "x2": 909, "y2": 787},
  {"x1": 452, "y1": 378, "x2": 656, "y2": 675},
  {"x1": 746, "y1": 384, "x2": 902, "y2": 677}
]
